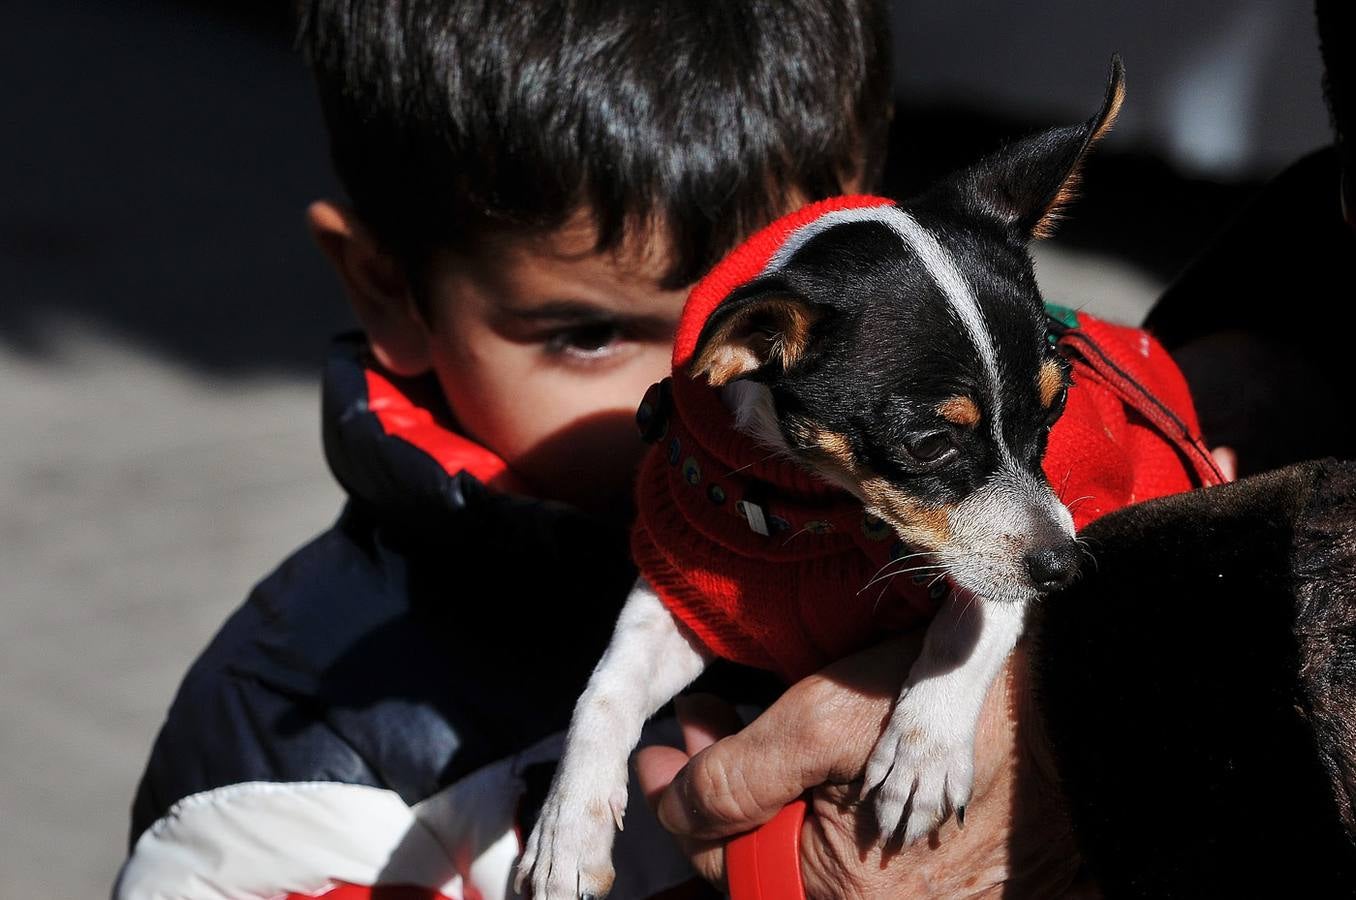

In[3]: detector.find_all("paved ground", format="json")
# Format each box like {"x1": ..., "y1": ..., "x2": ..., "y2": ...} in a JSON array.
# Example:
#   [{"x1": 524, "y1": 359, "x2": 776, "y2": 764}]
[
  {"x1": 2, "y1": 2, "x2": 348, "y2": 892},
  {"x1": 1, "y1": 1, "x2": 1277, "y2": 895},
  {"x1": 0, "y1": 327, "x2": 342, "y2": 896}
]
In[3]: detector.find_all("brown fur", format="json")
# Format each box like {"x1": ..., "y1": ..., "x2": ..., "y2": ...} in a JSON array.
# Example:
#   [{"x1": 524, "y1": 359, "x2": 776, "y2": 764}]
[
  {"x1": 1039, "y1": 358, "x2": 1066, "y2": 408},
  {"x1": 938, "y1": 395, "x2": 981, "y2": 427},
  {"x1": 793, "y1": 422, "x2": 956, "y2": 547},
  {"x1": 794, "y1": 425, "x2": 868, "y2": 489},
  {"x1": 862, "y1": 477, "x2": 953, "y2": 546},
  {"x1": 812, "y1": 428, "x2": 861, "y2": 472}
]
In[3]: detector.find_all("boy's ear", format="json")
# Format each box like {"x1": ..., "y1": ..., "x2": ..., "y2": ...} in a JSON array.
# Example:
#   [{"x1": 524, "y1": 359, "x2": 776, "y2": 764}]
[
  {"x1": 306, "y1": 201, "x2": 432, "y2": 376},
  {"x1": 690, "y1": 277, "x2": 822, "y2": 386},
  {"x1": 945, "y1": 55, "x2": 1125, "y2": 240}
]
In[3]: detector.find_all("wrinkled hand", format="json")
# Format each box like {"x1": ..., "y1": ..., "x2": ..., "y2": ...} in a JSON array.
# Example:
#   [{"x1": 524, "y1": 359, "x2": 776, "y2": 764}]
[{"x1": 635, "y1": 634, "x2": 1088, "y2": 899}]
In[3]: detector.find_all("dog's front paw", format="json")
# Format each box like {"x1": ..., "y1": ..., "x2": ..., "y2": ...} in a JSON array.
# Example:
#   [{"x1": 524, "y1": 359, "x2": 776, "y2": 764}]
[
  {"x1": 514, "y1": 778, "x2": 627, "y2": 900},
  {"x1": 862, "y1": 706, "x2": 974, "y2": 846}
]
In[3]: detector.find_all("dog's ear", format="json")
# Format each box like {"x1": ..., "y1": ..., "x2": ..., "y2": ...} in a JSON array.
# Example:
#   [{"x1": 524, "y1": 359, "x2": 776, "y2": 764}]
[
  {"x1": 690, "y1": 276, "x2": 822, "y2": 386},
  {"x1": 945, "y1": 55, "x2": 1124, "y2": 239}
]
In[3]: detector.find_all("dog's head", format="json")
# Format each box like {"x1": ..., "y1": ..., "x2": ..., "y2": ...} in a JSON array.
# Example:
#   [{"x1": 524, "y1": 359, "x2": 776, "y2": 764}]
[{"x1": 689, "y1": 59, "x2": 1125, "y2": 604}]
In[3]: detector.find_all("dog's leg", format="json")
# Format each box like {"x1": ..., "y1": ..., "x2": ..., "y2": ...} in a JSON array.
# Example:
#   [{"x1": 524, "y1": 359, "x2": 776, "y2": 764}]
[
  {"x1": 516, "y1": 578, "x2": 710, "y2": 900},
  {"x1": 863, "y1": 592, "x2": 1026, "y2": 845}
]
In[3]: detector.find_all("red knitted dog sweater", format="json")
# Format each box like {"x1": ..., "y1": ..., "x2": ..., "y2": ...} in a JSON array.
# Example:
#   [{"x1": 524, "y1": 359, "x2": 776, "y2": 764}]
[{"x1": 631, "y1": 196, "x2": 1222, "y2": 683}]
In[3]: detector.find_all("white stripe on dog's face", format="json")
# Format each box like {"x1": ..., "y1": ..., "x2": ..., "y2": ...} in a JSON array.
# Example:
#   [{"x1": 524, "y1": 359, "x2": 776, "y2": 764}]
[
  {"x1": 886, "y1": 212, "x2": 1016, "y2": 470},
  {"x1": 763, "y1": 207, "x2": 1076, "y2": 603},
  {"x1": 764, "y1": 206, "x2": 1013, "y2": 469}
]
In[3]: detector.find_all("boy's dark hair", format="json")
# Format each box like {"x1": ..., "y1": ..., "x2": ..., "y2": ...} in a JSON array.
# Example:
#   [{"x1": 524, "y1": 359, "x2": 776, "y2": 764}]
[{"x1": 297, "y1": 0, "x2": 892, "y2": 290}]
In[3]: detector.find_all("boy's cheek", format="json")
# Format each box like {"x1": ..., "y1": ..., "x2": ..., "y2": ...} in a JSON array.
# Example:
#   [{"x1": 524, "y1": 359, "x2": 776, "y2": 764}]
[
  {"x1": 433, "y1": 343, "x2": 668, "y2": 519},
  {"x1": 508, "y1": 402, "x2": 650, "y2": 518}
]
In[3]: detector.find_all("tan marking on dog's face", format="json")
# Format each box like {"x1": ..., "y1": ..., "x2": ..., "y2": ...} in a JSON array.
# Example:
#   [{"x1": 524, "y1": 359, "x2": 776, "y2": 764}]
[
  {"x1": 690, "y1": 297, "x2": 819, "y2": 386},
  {"x1": 790, "y1": 425, "x2": 866, "y2": 488},
  {"x1": 1038, "y1": 358, "x2": 1065, "y2": 408},
  {"x1": 861, "y1": 477, "x2": 954, "y2": 547},
  {"x1": 937, "y1": 395, "x2": 980, "y2": 428},
  {"x1": 792, "y1": 426, "x2": 956, "y2": 550},
  {"x1": 812, "y1": 429, "x2": 858, "y2": 470}
]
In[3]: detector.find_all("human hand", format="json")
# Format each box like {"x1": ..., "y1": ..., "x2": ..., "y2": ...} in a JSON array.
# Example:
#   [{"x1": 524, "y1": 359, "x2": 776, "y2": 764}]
[
  {"x1": 634, "y1": 635, "x2": 1087, "y2": 899},
  {"x1": 1211, "y1": 445, "x2": 1237, "y2": 482}
]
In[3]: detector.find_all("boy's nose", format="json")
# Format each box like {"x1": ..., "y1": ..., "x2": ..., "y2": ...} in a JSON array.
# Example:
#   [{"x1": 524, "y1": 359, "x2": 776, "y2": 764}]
[{"x1": 1024, "y1": 543, "x2": 1080, "y2": 592}]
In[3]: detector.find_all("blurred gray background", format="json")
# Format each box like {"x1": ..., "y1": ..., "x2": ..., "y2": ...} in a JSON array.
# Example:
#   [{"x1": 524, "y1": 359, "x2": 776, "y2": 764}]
[{"x1": 0, "y1": 0, "x2": 1331, "y2": 895}]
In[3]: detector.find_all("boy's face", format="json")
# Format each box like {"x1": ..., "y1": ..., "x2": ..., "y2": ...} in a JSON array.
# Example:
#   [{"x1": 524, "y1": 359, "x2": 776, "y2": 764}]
[
  {"x1": 312, "y1": 198, "x2": 828, "y2": 520},
  {"x1": 419, "y1": 217, "x2": 686, "y2": 518}
]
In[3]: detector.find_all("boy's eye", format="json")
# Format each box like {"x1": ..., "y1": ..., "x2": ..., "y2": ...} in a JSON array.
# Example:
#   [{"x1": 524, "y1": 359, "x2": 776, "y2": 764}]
[{"x1": 545, "y1": 322, "x2": 623, "y2": 359}]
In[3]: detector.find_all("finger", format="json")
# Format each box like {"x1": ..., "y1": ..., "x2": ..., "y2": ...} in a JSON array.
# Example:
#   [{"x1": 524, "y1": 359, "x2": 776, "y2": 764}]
[
  {"x1": 635, "y1": 741, "x2": 728, "y2": 885},
  {"x1": 633, "y1": 693, "x2": 741, "y2": 806},
  {"x1": 674, "y1": 692, "x2": 744, "y2": 753},
  {"x1": 1211, "y1": 445, "x2": 1237, "y2": 482},
  {"x1": 658, "y1": 634, "x2": 923, "y2": 841},
  {"x1": 655, "y1": 715, "x2": 807, "y2": 840},
  {"x1": 636, "y1": 744, "x2": 690, "y2": 806}
]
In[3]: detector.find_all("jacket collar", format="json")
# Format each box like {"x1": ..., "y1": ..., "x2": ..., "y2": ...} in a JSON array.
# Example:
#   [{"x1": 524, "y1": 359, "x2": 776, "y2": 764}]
[{"x1": 321, "y1": 333, "x2": 536, "y2": 524}]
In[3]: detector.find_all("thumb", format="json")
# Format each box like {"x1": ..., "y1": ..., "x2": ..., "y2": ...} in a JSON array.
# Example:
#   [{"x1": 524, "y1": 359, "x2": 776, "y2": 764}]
[
  {"x1": 655, "y1": 633, "x2": 920, "y2": 840},
  {"x1": 655, "y1": 690, "x2": 832, "y2": 840},
  {"x1": 636, "y1": 694, "x2": 745, "y2": 887}
]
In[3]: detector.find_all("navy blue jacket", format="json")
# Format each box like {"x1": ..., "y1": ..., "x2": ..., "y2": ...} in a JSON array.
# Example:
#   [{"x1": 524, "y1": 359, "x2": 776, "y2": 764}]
[{"x1": 130, "y1": 333, "x2": 640, "y2": 843}]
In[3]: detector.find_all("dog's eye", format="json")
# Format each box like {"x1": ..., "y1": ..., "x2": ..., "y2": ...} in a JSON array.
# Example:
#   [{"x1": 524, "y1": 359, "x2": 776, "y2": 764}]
[
  {"x1": 1045, "y1": 385, "x2": 1069, "y2": 427},
  {"x1": 905, "y1": 432, "x2": 955, "y2": 464}
]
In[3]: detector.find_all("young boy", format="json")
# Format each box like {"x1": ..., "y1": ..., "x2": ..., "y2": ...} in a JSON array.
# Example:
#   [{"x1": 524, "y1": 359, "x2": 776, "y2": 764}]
[{"x1": 116, "y1": 2, "x2": 892, "y2": 897}]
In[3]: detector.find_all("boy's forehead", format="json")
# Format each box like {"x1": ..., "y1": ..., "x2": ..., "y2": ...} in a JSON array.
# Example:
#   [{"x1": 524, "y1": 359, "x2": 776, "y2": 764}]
[
  {"x1": 428, "y1": 212, "x2": 690, "y2": 317},
  {"x1": 479, "y1": 209, "x2": 680, "y2": 285},
  {"x1": 438, "y1": 195, "x2": 808, "y2": 315}
]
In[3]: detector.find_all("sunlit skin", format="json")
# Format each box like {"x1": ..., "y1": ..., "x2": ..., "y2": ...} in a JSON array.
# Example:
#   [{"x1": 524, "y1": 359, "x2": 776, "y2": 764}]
[
  {"x1": 308, "y1": 202, "x2": 704, "y2": 520},
  {"x1": 418, "y1": 219, "x2": 692, "y2": 518},
  {"x1": 310, "y1": 195, "x2": 838, "y2": 521}
]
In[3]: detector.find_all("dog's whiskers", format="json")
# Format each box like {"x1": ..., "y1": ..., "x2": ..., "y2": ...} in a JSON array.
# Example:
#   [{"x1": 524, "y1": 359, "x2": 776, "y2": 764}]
[
  {"x1": 1057, "y1": 467, "x2": 1074, "y2": 502},
  {"x1": 859, "y1": 551, "x2": 942, "y2": 592},
  {"x1": 867, "y1": 552, "x2": 953, "y2": 613},
  {"x1": 955, "y1": 586, "x2": 980, "y2": 625},
  {"x1": 725, "y1": 449, "x2": 785, "y2": 478},
  {"x1": 873, "y1": 580, "x2": 892, "y2": 615},
  {"x1": 858, "y1": 564, "x2": 947, "y2": 594},
  {"x1": 861, "y1": 551, "x2": 937, "y2": 587}
]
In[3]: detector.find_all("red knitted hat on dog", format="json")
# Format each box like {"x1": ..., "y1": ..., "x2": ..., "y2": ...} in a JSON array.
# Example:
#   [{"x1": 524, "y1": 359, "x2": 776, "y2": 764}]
[{"x1": 671, "y1": 194, "x2": 895, "y2": 370}]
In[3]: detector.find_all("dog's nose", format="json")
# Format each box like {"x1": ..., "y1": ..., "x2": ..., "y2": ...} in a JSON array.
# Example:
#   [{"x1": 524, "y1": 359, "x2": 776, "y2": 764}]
[{"x1": 1024, "y1": 544, "x2": 1080, "y2": 592}]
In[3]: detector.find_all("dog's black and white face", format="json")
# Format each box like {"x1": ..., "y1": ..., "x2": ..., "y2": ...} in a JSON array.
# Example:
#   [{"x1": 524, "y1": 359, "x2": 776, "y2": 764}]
[{"x1": 691, "y1": 61, "x2": 1126, "y2": 605}]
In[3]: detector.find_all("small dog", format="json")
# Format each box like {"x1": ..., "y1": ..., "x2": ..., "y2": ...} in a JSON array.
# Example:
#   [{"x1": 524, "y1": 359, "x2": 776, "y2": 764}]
[{"x1": 520, "y1": 59, "x2": 1127, "y2": 899}]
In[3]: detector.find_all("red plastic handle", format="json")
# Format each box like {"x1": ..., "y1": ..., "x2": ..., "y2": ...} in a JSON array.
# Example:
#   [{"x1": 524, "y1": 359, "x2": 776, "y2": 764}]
[{"x1": 726, "y1": 800, "x2": 808, "y2": 900}]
